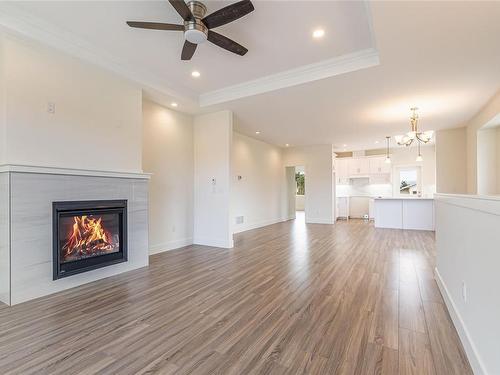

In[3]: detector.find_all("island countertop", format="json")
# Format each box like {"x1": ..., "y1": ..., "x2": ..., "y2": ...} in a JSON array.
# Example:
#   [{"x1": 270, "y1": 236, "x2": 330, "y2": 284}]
[{"x1": 373, "y1": 197, "x2": 434, "y2": 200}]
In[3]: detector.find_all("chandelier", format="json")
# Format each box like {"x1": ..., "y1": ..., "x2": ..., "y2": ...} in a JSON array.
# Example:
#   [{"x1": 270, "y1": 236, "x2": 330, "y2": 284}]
[{"x1": 394, "y1": 107, "x2": 433, "y2": 147}]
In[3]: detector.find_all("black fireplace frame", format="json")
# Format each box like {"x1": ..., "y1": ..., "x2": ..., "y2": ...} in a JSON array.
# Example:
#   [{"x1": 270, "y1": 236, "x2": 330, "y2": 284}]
[{"x1": 52, "y1": 200, "x2": 128, "y2": 280}]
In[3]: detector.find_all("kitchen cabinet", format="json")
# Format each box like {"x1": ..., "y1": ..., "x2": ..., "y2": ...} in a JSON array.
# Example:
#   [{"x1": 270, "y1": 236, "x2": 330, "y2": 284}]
[
  {"x1": 374, "y1": 198, "x2": 434, "y2": 230},
  {"x1": 348, "y1": 158, "x2": 369, "y2": 176},
  {"x1": 334, "y1": 158, "x2": 350, "y2": 184},
  {"x1": 336, "y1": 197, "x2": 349, "y2": 219},
  {"x1": 349, "y1": 196, "x2": 370, "y2": 218},
  {"x1": 369, "y1": 156, "x2": 391, "y2": 174}
]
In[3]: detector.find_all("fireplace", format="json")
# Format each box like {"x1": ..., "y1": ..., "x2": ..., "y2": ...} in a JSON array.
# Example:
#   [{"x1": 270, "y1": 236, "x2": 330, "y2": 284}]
[{"x1": 52, "y1": 200, "x2": 127, "y2": 280}]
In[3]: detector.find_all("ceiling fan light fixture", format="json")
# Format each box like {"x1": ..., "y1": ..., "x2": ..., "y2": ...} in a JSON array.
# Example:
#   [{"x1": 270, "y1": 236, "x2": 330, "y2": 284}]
[
  {"x1": 127, "y1": 0, "x2": 254, "y2": 61},
  {"x1": 184, "y1": 20, "x2": 208, "y2": 44}
]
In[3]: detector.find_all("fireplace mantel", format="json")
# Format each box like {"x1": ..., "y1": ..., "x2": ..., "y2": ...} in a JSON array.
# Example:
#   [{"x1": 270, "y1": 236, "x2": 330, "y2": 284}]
[
  {"x1": 0, "y1": 164, "x2": 151, "y2": 180},
  {"x1": 0, "y1": 169, "x2": 149, "y2": 306}
]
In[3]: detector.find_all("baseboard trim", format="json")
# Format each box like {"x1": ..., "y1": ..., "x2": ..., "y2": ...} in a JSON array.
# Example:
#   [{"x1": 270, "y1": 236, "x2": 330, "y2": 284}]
[
  {"x1": 306, "y1": 217, "x2": 335, "y2": 225},
  {"x1": 434, "y1": 268, "x2": 486, "y2": 375},
  {"x1": 233, "y1": 217, "x2": 288, "y2": 234},
  {"x1": 149, "y1": 238, "x2": 193, "y2": 255},
  {"x1": 193, "y1": 236, "x2": 234, "y2": 249}
]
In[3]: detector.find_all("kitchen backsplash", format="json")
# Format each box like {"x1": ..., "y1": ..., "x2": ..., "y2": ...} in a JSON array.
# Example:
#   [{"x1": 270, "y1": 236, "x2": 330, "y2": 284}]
[
  {"x1": 336, "y1": 178, "x2": 436, "y2": 198},
  {"x1": 336, "y1": 178, "x2": 392, "y2": 197}
]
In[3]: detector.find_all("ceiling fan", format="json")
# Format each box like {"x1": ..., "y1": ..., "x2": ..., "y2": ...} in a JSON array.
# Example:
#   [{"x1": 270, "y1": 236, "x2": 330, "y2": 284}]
[{"x1": 127, "y1": 0, "x2": 254, "y2": 60}]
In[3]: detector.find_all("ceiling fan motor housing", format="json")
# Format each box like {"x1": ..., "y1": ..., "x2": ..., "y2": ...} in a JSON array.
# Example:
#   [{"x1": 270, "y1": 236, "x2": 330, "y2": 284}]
[{"x1": 185, "y1": 1, "x2": 208, "y2": 44}]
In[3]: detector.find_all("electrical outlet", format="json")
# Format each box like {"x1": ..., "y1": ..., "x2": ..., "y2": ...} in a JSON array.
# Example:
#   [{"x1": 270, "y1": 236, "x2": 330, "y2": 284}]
[
  {"x1": 462, "y1": 281, "x2": 467, "y2": 303},
  {"x1": 47, "y1": 102, "x2": 56, "y2": 114},
  {"x1": 235, "y1": 216, "x2": 244, "y2": 224}
]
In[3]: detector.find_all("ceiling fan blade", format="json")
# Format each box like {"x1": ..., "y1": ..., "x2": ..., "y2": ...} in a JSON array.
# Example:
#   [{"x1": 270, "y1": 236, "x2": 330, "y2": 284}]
[
  {"x1": 202, "y1": 0, "x2": 254, "y2": 29},
  {"x1": 126, "y1": 21, "x2": 184, "y2": 31},
  {"x1": 169, "y1": 0, "x2": 194, "y2": 21},
  {"x1": 181, "y1": 40, "x2": 197, "y2": 60},
  {"x1": 207, "y1": 30, "x2": 248, "y2": 56}
]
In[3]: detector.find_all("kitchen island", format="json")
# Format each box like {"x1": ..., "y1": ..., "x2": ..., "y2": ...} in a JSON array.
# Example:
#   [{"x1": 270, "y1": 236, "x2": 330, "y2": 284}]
[{"x1": 374, "y1": 197, "x2": 434, "y2": 230}]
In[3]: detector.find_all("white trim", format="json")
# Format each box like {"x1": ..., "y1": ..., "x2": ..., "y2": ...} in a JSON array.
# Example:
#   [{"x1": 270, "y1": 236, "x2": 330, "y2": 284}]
[
  {"x1": 193, "y1": 237, "x2": 234, "y2": 249},
  {"x1": 305, "y1": 217, "x2": 335, "y2": 225},
  {"x1": 199, "y1": 48, "x2": 380, "y2": 107},
  {"x1": 434, "y1": 268, "x2": 487, "y2": 375},
  {"x1": 0, "y1": 164, "x2": 151, "y2": 180},
  {"x1": 0, "y1": 3, "x2": 198, "y2": 107},
  {"x1": 233, "y1": 217, "x2": 288, "y2": 234},
  {"x1": 149, "y1": 238, "x2": 193, "y2": 255},
  {"x1": 0, "y1": 2, "x2": 379, "y2": 111},
  {"x1": 435, "y1": 193, "x2": 500, "y2": 216}
]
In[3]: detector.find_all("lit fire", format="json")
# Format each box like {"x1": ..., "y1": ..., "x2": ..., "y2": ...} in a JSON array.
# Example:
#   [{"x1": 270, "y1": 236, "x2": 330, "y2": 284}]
[{"x1": 62, "y1": 216, "x2": 117, "y2": 261}]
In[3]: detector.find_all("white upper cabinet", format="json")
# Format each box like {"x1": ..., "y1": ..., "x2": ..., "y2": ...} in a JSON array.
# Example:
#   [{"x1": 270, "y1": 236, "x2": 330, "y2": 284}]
[
  {"x1": 369, "y1": 156, "x2": 391, "y2": 174},
  {"x1": 348, "y1": 158, "x2": 369, "y2": 176},
  {"x1": 335, "y1": 155, "x2": 392, "y2": 185},
  {"x1": 334, "y1": 158, "x2": 350, "y2": 184}
]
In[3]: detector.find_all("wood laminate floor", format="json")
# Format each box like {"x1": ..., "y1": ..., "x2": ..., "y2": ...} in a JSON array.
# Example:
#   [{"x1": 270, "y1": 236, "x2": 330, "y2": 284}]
[{"x1": 0, "y1": 213, "x2": 472, "y2": 374}]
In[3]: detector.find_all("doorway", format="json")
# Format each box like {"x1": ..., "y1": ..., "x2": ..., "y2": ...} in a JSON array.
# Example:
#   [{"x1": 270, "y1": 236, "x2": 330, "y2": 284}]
[{"x1": 285, "y1": 166, "x2": 306, "y2": 222}]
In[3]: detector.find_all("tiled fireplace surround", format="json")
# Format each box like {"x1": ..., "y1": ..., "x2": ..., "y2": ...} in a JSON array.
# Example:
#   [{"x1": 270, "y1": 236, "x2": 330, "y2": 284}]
[{"x1": 0, "y1": 165, "x2": 150, "y2": 306}]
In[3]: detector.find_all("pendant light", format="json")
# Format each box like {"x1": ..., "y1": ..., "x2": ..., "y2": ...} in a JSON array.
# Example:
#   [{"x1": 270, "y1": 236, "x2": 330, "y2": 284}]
[
  {"x1": 385, "y1": 136, "x2": 391, "y2": 164},
  {"x1": 416, "y1": 141, "x2": 423, "y2": 162}
]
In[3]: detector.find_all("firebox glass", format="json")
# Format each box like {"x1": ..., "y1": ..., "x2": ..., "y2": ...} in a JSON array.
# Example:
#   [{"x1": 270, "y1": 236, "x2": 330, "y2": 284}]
[{"x1": 59, "y1": 213, "x2": 120, "y2": 263}]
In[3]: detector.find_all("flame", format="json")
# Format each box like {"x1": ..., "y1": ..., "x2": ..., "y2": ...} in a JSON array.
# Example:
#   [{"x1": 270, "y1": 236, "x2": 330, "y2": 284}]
[{"x1": 62, "y1": 215, "x2": 116, "y2": 261}]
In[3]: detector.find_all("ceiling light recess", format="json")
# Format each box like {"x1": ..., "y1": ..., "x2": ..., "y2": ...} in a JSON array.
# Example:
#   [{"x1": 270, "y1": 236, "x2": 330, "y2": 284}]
[
  {"x1": 313, "y1": 29, "x2": 325, "y2": 39},
  {"x1": 191, "y1": 70, "x2": 201, "y2": 78}
]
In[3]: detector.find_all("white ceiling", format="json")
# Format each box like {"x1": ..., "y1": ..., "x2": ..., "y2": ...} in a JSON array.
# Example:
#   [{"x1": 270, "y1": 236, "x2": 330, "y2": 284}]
[{"x1": 1, "y1": 1, "x2": 500, "y2": 151}]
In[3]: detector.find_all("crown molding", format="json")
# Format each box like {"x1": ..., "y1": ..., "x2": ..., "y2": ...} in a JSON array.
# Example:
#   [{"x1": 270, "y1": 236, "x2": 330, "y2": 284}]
[
  {"x1": 0, "y1": 2, "x2": 379, "y2": 112},
  {"x1": 199, "y1": 48, "x2": 380, "y2": 107},
  {"x1": 0, "y1": 164, "x2": 151, "y2": 179},
  {"x1": 0, "y1": 2, "x2": 199, "y2": 111}
]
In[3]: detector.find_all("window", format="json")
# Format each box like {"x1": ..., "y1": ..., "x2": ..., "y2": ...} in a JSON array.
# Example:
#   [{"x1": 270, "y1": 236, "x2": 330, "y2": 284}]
[
  {"x1": 295, "y1": 172, "x2": 305, "y2": 195},
  {"x1": 397, "y1": 167, "x2": 421, "y2": 196}
]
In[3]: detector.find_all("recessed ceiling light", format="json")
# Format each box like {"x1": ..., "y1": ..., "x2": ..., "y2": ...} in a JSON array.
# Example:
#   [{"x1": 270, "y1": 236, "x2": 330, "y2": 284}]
[
  {"x1": 255, "y1": 131, "x2": 261, "y2": 135},
  {"x1": 313, "y1": 29, "x2": 325, "y2": 39},
  {"x1": 191, "y1": 70, "x2": 200, "y2": 78},
  {"x1": 343, "y1": 144, "x2": 347, "y2": 147},
  {"x1": 171, "y1": 102, "x2": 178, "y2": 107},
  {"x1": 374, "y1": 140, "x2": 379, "y2": 144},
  {"x1": 285, "y1": 143, "x2": 289, "y2": 147}
]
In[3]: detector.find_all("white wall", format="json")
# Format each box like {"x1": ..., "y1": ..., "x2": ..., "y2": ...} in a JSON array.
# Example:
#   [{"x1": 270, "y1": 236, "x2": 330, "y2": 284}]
[
  {"x1": 497, "y1": 129, "x2": 500, "y2": 193},
  {"x1": 477, "y1": 128, "x2": 498, "y2": 195},
  {"x1": 0, "y1": 173, "x2": 9, "y2": 304},
  {"x1": 142, "y1": 100, "x2": 194, "y2": 253},
  {"x1": 283, "y1": 145, "x2": 335, "y2": 224},
  {"x1": 193, "y1": 110, "x2": 233, "y2": 248},
  {"x1": 284, "y1": 166, "x2": 296, "y2": 220},
  {"x1": 1, "y1": 34, "x2": 142, "y2": 173},
  {"x1": 0, "y1": 36, "x2": 6, "y2": 165},
  {"x1": 465, "y1": 90, "x2": 500, "y2": 193},
  {"x1": 231, "y1": 132, "x2": 284, "y2": 233},
  {"x1": 435, "y1": 128, "x2": 467, "y2": 194},
  {"x1": 435, "y1": 194, "x2": 500, "y2": 375}
]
